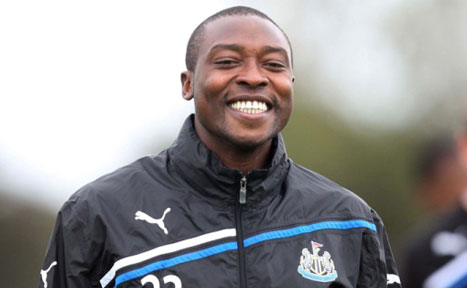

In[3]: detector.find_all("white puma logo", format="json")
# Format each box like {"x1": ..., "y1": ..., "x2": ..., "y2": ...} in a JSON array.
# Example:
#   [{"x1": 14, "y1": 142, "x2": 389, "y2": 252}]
[
  {"x1": 40, "y1": 261, "x2": 57, "y2": 288},
  {"x1": 135, "y1": 208, "x2": 171, "y2": 234},
  {"x1": 387, "y1": 274, "x2": 401, "y2": 285}
]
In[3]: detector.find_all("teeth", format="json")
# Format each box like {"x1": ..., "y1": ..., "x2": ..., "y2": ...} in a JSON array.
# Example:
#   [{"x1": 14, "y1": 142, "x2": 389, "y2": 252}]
[{"x1": 230, "y1": 100, "x2": 268, "y2": 114}]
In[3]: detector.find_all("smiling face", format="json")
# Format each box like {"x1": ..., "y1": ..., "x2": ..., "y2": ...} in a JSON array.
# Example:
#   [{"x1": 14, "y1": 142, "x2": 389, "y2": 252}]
[{"x1": 182, "y1": 15, "x2": 294, "y2": 152}]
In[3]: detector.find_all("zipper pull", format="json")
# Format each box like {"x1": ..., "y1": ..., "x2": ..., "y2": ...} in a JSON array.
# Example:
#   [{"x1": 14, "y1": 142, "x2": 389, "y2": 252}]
[{"x1": 239, "y1": 176, "x2": 247, "y2": 204}]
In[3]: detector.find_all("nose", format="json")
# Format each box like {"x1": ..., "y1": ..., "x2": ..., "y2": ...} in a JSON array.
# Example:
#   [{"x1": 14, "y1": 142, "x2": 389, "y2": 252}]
[{"x1": 235, "y1": 60, "x2": 268, "y2": 88}]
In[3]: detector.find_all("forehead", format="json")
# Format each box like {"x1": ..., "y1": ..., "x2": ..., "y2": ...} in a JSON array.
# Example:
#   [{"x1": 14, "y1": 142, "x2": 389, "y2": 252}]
[{"x1": 200, "y1": 15, "x2": 291, "y2": 57}]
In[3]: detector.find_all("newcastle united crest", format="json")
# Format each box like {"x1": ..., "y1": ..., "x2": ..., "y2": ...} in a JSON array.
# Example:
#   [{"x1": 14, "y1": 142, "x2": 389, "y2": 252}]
[{"x1": 297, "y1": 241, "x2": 338, "y2": 282}]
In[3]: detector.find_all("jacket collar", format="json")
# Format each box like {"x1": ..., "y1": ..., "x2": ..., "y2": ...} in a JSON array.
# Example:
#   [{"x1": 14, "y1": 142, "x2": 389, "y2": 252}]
[{"x1": 168, "y1": 115, "x2": 290, "y2": 208}]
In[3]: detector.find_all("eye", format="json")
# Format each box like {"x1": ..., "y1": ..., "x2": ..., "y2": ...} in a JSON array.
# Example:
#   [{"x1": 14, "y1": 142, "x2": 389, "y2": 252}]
[
  {"x1": 263, "y1": 61, "x2": 286, "y2": 71},
  {"x1": 214, "y1": 58, "x2": 240, "y2": 68}
]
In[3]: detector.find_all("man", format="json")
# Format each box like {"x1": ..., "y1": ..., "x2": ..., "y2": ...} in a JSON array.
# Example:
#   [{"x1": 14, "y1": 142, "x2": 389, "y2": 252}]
[
  {"x1": 401, "y1": 128, "x2": 467, "y2": 288},
  {"x1": 39, "y1": 6, "x2": 401, "y2": 287},
  {"x1": 412, "y1": 136, "x2": 467, "y2": 214}
]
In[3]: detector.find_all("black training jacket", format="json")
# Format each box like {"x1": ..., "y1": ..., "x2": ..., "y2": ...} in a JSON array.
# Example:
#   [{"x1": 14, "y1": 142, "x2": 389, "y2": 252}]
[{"x1": 39, "y1": 115, "x2": 402, "y2": 288}]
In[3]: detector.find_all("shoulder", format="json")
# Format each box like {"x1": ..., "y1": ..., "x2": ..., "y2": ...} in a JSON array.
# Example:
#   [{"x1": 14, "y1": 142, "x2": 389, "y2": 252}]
[
  {"x1": 60, "y1": 152, "x2": 173, "y2": 220},
  {"x1": 285, "y1": 161, "x2": 375, "y2": 220}
]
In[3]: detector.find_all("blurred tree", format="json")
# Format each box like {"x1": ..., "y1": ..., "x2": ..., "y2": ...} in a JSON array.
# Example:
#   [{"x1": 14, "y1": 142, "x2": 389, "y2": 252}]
[
  {"x1": 389, "y1": 0, "x2": 467, "y2": 132},
  {"x1": 283, "y1": 97, "x2": 422, "y2": 254}
]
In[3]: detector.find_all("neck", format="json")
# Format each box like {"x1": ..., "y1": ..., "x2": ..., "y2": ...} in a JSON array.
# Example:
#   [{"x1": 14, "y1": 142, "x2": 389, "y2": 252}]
[
  {"x1": 214, "y1": 141, "x2": 272, "y2": 176},
  {"x1": 194, "y1": 122, "x2": 272, "y2": 176}
]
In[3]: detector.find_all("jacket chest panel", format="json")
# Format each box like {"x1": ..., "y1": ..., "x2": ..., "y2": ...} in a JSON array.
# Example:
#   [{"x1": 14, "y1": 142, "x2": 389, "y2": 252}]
[
  {"x1": 245, "y1": 230, "x2": 365, "y2": 287},
  {"x1": 110, "y1": 226, "x2": 369, "y2": 288}
]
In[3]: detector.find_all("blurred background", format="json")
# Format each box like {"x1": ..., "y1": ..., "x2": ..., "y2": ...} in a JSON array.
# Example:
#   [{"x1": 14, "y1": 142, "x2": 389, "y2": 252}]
[{"x1": 1, "y1": 0, "x2": 466, "y2": 286}]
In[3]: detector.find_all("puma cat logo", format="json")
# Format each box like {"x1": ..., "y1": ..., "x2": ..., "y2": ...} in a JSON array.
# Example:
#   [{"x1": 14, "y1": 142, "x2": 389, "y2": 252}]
[
  {"x1": 40, "y1": 261, "x2": 57, "y2": 288},
  {"x1": 387, "y1": 274, "x2": 401, "y2": 285},
  {"x1": 135, "y1": 208, "x2": 171, "y2": 234}
]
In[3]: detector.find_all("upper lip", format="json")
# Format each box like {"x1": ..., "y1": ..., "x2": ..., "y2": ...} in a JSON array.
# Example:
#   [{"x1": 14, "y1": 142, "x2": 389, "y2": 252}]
[{"x1": 226, "y1": 94, "x2": 273, "y2": 108}]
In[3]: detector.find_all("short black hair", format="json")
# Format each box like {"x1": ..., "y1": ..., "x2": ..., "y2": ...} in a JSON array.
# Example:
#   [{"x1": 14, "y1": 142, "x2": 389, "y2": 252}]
[{"x1": 185, "y1": 6, "x2": 293, "y2": 72}]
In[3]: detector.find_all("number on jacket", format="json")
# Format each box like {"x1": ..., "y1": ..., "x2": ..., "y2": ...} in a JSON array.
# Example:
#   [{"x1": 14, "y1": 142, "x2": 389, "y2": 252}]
[{"x1": 141, "y1": 274, "x2": 182, "y2": 288}]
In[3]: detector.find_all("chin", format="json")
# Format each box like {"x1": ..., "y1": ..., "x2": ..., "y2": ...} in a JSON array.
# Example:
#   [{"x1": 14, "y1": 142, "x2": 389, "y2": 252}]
[{"x1": 225, "y1": 133, "x2": 275, "y2": 151}]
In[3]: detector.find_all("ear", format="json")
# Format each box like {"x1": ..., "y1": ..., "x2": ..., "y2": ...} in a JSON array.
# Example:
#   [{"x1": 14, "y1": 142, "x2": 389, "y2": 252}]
[{"x1": 181, "y1": 71, "x2": 194, "y2": 101}]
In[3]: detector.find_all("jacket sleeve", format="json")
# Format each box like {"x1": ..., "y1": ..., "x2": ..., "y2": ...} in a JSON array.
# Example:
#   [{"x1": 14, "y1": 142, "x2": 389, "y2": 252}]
[
  {"x1": 38, "y1": 198, "x2": 99, "y2": 288},
  {"x1": 358, "y1": 210, "x2": 402, "y2": 288}
]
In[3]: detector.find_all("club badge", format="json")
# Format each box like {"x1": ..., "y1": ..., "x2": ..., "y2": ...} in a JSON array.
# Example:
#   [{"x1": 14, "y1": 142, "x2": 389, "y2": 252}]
[{"x1": 297, "y1": 241, "x2": 338, "y2": 282}]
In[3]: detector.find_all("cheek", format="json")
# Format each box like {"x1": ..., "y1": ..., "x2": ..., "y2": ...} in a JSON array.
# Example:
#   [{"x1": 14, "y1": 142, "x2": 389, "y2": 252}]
[
  {"x1": 274, "y1": 78, "x2": 294, "y2": 107},
  {"x1": 196, "y1": 72, "x2": 231, "y2": 99},
  {"x1": 274, "y1": 77, "x2": 294, "y2": 125}
]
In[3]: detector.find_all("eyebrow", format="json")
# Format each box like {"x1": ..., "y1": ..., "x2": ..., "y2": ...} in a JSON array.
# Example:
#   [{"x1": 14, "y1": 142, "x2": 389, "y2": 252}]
[
  {"x1": 261, "y1": 45, "x2": 290, "y2": 64},
  {"x1": 260, "y1": 45, "x2": 288, "y2": 57},
  {"x1": 209, "y1": 44, "x2": 244, "y2": 54}
]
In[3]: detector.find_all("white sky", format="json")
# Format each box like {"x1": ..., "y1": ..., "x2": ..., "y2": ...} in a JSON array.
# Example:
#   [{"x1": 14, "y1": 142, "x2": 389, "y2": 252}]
[
  {"x1": 0, "y1": 1, "x2": 229, "y2": 210},
  {"x1": 0, "y1": 0, "x2": 415, "y2": 211},
  {"x1": 289, "y1": 0, "x2": 410, "y2": 127}
]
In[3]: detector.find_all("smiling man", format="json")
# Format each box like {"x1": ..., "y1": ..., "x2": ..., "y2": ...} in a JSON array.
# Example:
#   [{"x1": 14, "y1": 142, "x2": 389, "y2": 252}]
[
  {"x1": 181, "y1": 12, "x2": 294, "y2": 176},
  {"x1": 39, "y1": 6, "x2": 401, "y2": 288}
]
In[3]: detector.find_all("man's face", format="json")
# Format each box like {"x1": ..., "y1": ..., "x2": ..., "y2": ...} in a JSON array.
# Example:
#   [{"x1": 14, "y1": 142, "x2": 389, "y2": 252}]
[{"x1": 182, "y1": 15, "x2": 294, "y2": 150}]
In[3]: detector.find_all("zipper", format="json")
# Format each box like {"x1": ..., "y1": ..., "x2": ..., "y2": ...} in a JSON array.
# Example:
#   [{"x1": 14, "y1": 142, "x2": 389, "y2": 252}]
[
  {"x1": 239, "y1": 176, "x2": 247, "y2": 204},
  {"x1": 235, "y1": 176, "x2": 248, "y2": 288}
]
